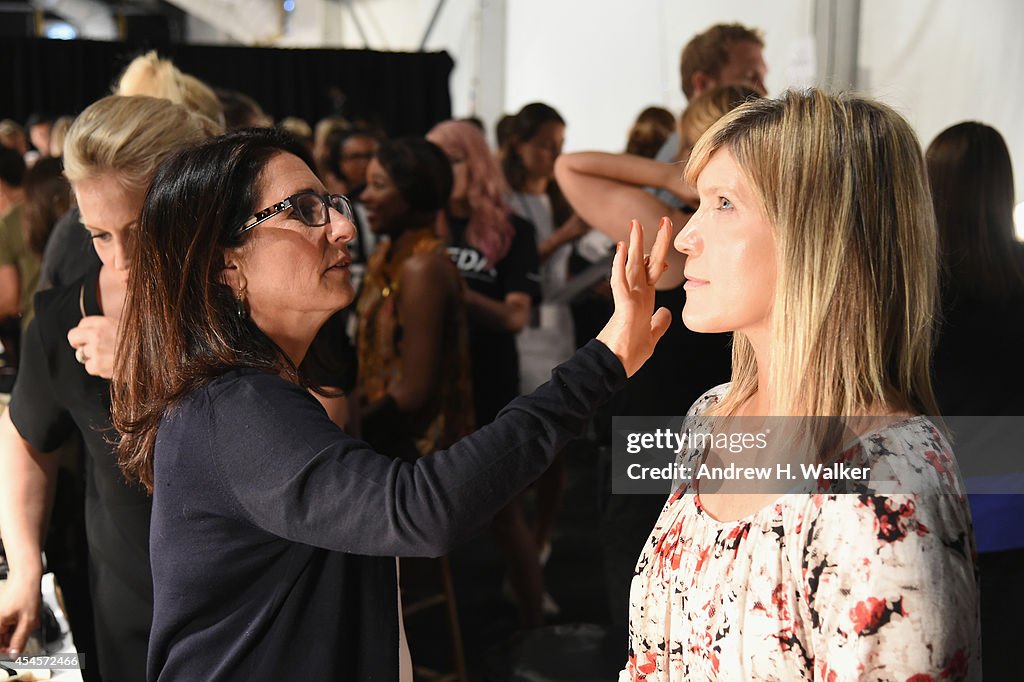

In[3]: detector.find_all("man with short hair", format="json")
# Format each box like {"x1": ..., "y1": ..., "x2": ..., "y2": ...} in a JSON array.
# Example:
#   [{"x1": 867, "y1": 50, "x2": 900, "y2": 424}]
[
  {"x1": 652, "y1": 23, "x2": 768, "y2": 203},
  {"x1": 679, "y1": 23, "x2": 767, "y2": 101}
]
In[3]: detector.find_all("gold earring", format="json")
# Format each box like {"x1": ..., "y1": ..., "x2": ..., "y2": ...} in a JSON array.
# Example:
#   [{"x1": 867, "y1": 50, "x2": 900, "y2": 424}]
[{"x1": 235, "y1": 289, "x2": 248, "y2": 319}]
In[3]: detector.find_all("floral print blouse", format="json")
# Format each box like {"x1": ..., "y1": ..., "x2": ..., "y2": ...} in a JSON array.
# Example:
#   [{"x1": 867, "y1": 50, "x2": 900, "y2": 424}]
[{"x1": 620, "y1": 384, "x2": 981, "y2": 681}]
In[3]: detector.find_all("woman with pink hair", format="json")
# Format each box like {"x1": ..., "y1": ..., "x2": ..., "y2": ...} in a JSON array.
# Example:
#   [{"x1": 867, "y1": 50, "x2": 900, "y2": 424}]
[{"x1": 427, "y1": 120, "x2": 552, "y2": 625}]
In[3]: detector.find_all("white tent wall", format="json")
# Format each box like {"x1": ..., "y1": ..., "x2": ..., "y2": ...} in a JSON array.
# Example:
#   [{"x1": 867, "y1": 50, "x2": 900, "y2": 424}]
[
  {"x1": 504, "y1": 0, "x2": 815, "y2": 152},
  {"x1": 185, "y1": 1, "x2": 1023, "y2": 215},
  {"x1": 859, "y1": 0, "x2": 1024, "y2": 209}
]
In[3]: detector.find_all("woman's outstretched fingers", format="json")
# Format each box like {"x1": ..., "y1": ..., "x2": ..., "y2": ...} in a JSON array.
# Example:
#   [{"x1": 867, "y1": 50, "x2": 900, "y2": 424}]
[
  {"x1": 626, "y1": 219, "x2": 646, "y2": 288},
  {"x1": 596, "y1": 217, "x2": 673, "y2": 377},
  {"x1": 610, "y1": 239, "x2": 625, "y2": 292},
  {"x1": 647, "y1": 217, "x2": 672, "y2": 284}
]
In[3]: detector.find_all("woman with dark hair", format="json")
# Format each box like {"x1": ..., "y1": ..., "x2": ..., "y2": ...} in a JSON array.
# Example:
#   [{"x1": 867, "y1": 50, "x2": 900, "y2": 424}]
[
  {"x1": 625, "y1": 106, "x2": 676, "y2": 159},
  {"x1": 501, "y1": 104, "x2": 589, "y2": 584},
  {"x1": 22, "y1": 157, "x2": 71, "y2": 262},
  {"x1": 109, "y1": 126, "x2": 671, "y2": 679},
  {"x1": 427, "y1": 119, "x2": 548, "y2": 625},
  {"x1": 355, "y1": 137, "x2": 473, "y2": 461},
  {"x1": 927, "y1": 121, "x2": 1024, "y2": 680},
  {"x1": 502, "y1": 102, "x2": 587, "y2": 391}
]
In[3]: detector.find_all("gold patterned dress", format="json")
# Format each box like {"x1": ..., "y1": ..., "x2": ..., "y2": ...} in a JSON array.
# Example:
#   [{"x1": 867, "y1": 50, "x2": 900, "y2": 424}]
[{"x1": 356, "y1": 227, "x2": 474, "y2": 459}]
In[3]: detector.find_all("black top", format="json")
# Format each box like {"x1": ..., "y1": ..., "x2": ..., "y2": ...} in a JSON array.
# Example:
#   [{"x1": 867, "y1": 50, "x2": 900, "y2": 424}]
[
  {"x1": 37, "y1": 207, "x2": 100, "y2": 292},
  {"x1": 933, "y1": 290, "x2": 1024, "y2": 416},
  {"x1": 446, "y1": 214, "x2": 541, "y2": 423},
  {"x1": 148, "y1": 340, "x2": 625, "y2": 681},
  {"x1": 9, "y1": 263, "x2": 152, "y2": 680},
  {"x1": 596, "y1": 285, "x2": 732, "y2": 441}
]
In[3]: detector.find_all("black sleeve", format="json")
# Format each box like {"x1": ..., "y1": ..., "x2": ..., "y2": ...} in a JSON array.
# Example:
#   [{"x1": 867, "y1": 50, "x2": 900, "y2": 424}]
[
  {"x1": 202, "y1": 340, "x2": 626, "y2": 557},
  {"x1": 500, "y1": 215, "x2": 542, "y2": 305},
  {"x1": 8, "y1": 317, "x2": 75, "y2": 452}
]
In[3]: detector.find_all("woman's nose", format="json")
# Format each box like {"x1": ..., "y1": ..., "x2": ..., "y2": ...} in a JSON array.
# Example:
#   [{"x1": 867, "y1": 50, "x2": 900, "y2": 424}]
[
  {"x1": 327, "y1": 211, "x2": 356, "y2": 244},
  {"x1": 113, "y1": 240, "x2": 132, "y2": 271},
  {"x1": 674, "y1": 217, "x2": 701, "y2": 255}
]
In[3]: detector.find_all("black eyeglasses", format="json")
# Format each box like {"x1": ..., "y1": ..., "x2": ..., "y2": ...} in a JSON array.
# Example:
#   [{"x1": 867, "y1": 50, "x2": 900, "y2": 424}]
[{"x1": 237, "y1": 191, "x2": 355, "y2": 234}]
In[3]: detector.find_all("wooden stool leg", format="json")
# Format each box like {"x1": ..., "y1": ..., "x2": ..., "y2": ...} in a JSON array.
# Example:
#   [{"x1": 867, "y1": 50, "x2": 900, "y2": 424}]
[{"x1": 438, "y1": 557, "x2": 467, "y2": 682}]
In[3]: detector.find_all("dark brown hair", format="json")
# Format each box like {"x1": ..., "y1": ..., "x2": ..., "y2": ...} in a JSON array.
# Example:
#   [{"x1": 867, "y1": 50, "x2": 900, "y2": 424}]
[
  {"x1": 112, "y1": 127, "x2": 319, "y2": 492},
  {"x1": 927, "y1": 121, "x2": 1023, "y2": 301},
  {"x1": 22, "y1": 157, "x2": 71, "y2": 257},
  {"x1": 500, "y1": 102, "x2": 572, "y2": 226},
  {"x1": 625, "y1": 106, "x2": 676, "y2": 158},
  {"x1": 679, "y1": 23, "x2": 764, "y2": 99}
]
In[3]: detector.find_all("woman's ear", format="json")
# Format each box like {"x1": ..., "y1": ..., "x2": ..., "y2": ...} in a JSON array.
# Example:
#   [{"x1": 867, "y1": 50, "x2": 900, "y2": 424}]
[{"x1": 219, "y1": 249, "x2": 246, "y2": 293}]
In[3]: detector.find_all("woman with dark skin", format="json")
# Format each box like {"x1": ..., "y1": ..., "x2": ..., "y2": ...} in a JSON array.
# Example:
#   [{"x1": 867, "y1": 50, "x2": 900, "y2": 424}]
[
  {"x1": 356, "y1": 137, "x2": 473, "y2": 460},
  {"x1": 108, "y1": 127, "x2": 671, "y2": 679}
]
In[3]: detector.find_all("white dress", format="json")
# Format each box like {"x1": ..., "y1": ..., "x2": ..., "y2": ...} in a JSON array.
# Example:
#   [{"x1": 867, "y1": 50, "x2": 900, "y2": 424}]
[{"x1": 509, "y1": 191, "x2": 575, "y2": 393}]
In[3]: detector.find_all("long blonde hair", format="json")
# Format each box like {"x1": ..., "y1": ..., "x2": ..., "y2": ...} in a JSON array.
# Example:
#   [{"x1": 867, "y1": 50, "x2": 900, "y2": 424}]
[{"x1": 685, "y1": 89, "x2": 940, "y2": 418}]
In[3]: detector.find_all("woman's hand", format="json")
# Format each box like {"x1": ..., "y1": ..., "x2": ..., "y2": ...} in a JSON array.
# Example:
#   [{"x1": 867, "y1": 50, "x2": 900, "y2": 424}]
[
  {"x1": 596, "y1": 217, "x2": 673, "y2": 377},
  {"x1": 0, "y1": 572, "x2": 41, "y2": 656},
  {"x1": 67, "y1": 315, "x2": 118, "y2": 379}
]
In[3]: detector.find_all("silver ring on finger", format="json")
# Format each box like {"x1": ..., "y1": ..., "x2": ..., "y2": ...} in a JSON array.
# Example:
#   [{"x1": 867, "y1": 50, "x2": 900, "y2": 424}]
[{"x1": 75, "y1": 347, "x2": 88, "y2": 364}]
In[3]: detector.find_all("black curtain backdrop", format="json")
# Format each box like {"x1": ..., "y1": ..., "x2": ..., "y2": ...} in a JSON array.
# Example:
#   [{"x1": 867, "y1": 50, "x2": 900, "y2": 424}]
[{"x1": 2, "y1": 38, "x2": 453, "y2": 137}]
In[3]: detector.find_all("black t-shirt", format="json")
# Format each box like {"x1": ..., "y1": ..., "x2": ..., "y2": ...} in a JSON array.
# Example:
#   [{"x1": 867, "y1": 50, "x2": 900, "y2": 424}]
[
  {"x1": 9, "y1": 263, "x2": 151, "y2": 680},
  {"x1": 147, "y1": 341, "x2": 624, "y2": 680},
  {"x1": 933, "y1": 290, "x2": 1024, "y2": 416},
  {"x1": 596, "y1": 285, "x2": 733, "y2": 441},
  {"x1": 446, "y1": 214, "x2": 541, "y2": 424},
  {"x1": 37, "y1": 207, "x2": 100, "y2": 292}
]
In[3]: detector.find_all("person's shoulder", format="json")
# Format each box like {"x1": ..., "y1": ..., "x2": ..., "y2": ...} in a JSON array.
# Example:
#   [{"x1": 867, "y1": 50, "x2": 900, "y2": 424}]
[
  {"x1": 402, "y1": 250, "x2": 460, "y2": 288},
  {"x1": 42, "y1": 207, "x2": 84, "y2": 253},
  {"x1": 201, "y1": 367, "x2": 305, "y2": 405},
  {"x1": 31, "y1": 262, "x2": 101, "y2": 331},
  {"x1": 169, "y1": 368, "x2": 321, "y2": 434},
  {"x1": 687, "y1": 382, "x2": 731, "y2": 417},
  {"x1": 851, "y1": 416, "x2": 967, "y2": 495},
  {"x1": 0, "y1": 207, "x2": 14, "y2": 251},
  {"x1": 0, "y1": 203, "x2": 23, "y2": 226}
]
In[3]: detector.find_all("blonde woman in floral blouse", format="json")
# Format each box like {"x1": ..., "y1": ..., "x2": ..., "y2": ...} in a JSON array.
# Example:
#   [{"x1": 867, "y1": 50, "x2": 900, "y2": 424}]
[{"x1": 620, "y1": 90, "x2": 980, "y2": 681}]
